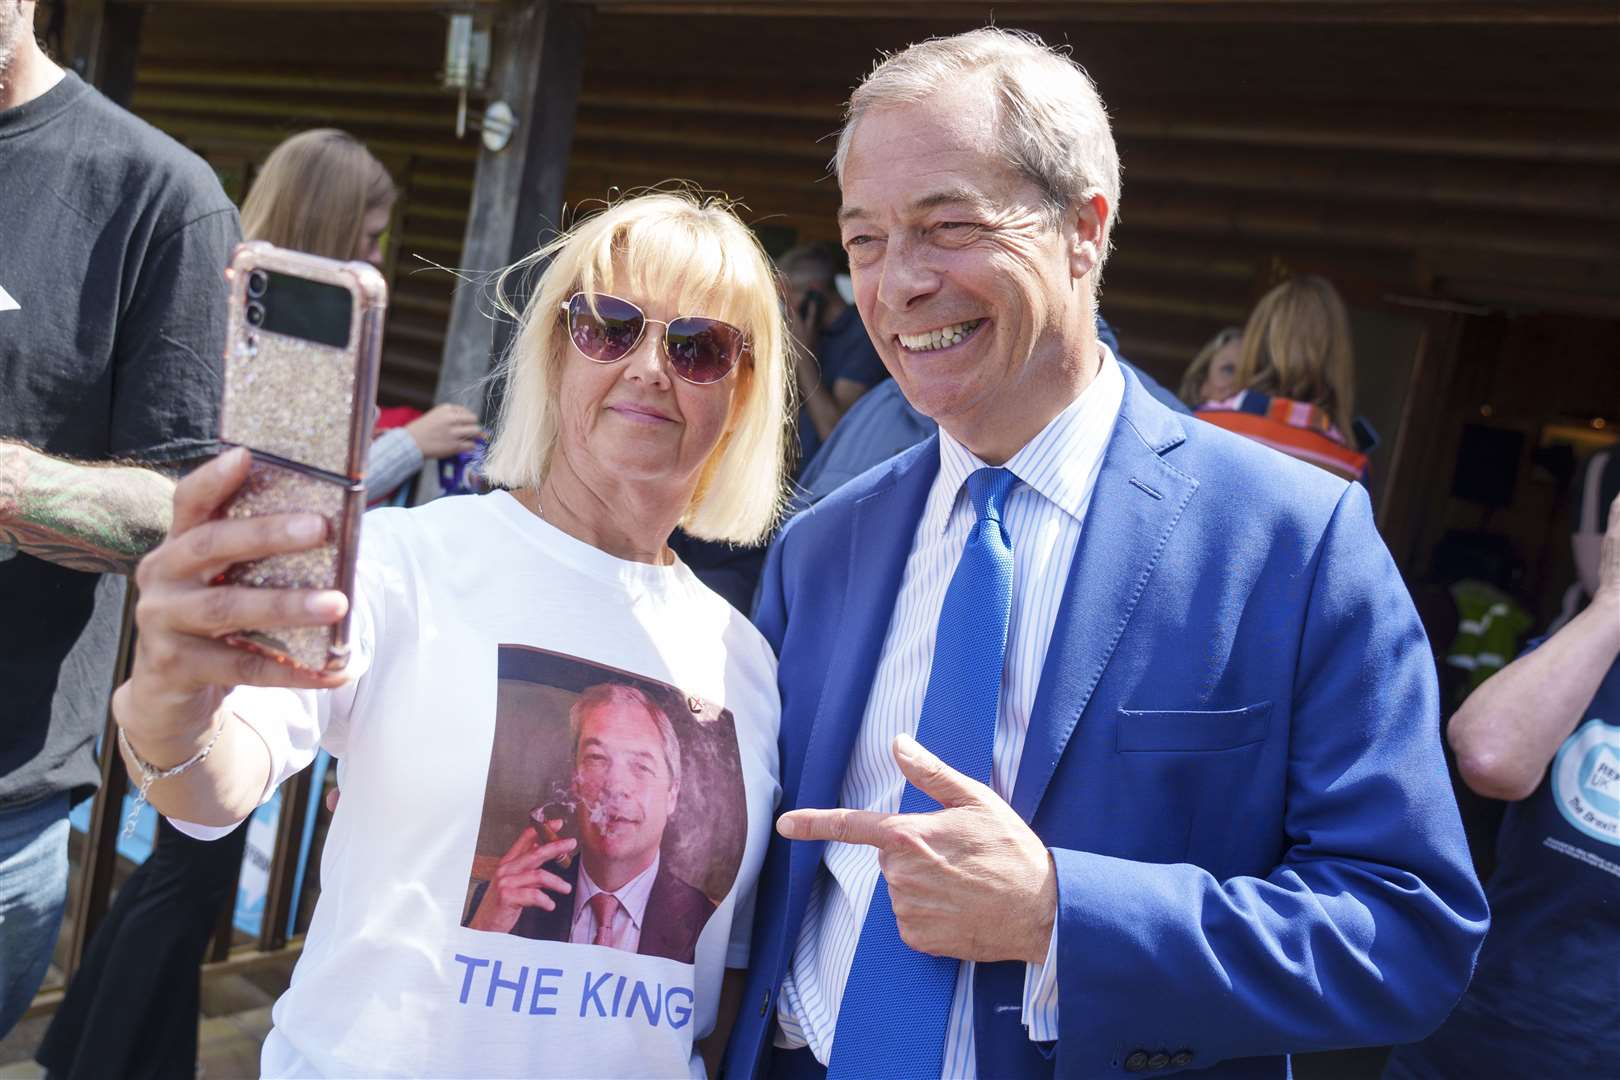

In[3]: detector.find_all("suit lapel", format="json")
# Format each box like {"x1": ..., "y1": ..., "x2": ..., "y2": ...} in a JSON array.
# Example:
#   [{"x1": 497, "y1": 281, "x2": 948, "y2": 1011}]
[
  {"x1": 1009, "y1": 373, "x2": 1200, "y2": 820},
  {"x1": 785, "y1": 440, "x2": 941, "y2": 897}
]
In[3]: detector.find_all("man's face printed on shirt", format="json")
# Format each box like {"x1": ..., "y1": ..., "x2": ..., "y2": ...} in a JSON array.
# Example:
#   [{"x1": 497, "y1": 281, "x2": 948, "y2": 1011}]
[{"x1": 572, "y1": 701, "x2": 680, "y2": 884}]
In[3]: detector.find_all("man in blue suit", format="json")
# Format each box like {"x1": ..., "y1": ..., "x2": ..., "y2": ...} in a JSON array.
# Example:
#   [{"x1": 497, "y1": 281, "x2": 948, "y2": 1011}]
[{"x1": 724, "y1": 27, "x2": 1487, "y2": 1080}]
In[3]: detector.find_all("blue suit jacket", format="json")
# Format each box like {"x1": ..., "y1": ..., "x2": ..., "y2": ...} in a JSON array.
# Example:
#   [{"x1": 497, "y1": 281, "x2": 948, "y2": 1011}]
[{"x1": 725, "y1": 369, "x2": 1488, "y2": 1079}]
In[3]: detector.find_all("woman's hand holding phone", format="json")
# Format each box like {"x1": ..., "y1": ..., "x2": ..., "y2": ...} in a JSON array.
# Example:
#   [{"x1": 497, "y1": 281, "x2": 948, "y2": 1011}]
[{"x1": 112, "y1": 448, "x2": 352, "y2": 767}]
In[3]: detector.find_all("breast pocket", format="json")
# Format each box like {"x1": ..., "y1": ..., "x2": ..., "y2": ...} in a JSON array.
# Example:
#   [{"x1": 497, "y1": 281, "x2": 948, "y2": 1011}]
[
  {"x1": 1107, "y1": 703, "x2": 1274, "y2": 867},
  {"x1": 1116, "y1": 702, "x2": 1272, "y2": 752}
]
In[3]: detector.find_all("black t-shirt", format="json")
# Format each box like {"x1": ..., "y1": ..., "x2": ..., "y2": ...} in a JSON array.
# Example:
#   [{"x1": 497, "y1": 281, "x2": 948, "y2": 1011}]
[
  {"x1": 1386, "y1": 641, "x2": 1620, "y2": 1077},
  {"x1": 0, "y1": 71, "x2": 239, "y2": 805}
]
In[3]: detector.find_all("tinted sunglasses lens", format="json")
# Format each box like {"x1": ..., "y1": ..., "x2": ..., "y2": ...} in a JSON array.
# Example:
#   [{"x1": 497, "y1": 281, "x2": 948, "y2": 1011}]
[
  {"x1": 666, "y1": 318, "x2": 744, "y2": 384},
  {"x1": 568, "y1": 294, "x2": 643, "y2": 362}
]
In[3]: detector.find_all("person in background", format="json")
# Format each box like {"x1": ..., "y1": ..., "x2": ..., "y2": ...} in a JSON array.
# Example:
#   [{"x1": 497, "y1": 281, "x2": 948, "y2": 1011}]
[
  {"x1": 1177, "y1": 325, "x2": 1242, "y2": 409},
  {"x1": 1383, "y1": 480, "x2": 1620, "y2": 1078},
  {"x1": 780, "y1": 243, "x2": 888, "y2": 466},
  {"x1": 35, "y1": 126, "x2": 469, "y2": 1080},
  {"x1": 669, "y1": 243, "x2": 912, "y2": 610},
  {"x1": 238, "y1": 128, "x2": 483, "y2": 496},
  {"x1": 1550, "y1": 447, "x2": 1617, "y2": 634},
  {"x1": 1196, "y1": 275, "x2": 1369, "y2": 483},
  {"x1": 0, "y1": 0, "x2": 238, "y2": 1039}
]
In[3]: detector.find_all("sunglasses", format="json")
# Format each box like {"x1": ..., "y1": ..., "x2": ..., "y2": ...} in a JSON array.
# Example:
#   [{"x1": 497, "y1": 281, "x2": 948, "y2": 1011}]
[{"x1": 560, "y1": 292, "x2": 747, "y2": 386}]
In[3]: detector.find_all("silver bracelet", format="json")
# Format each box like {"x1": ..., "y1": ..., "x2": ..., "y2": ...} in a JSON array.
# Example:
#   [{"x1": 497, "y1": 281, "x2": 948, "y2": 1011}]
[{"x1": 115, "y1": 715, "x2": 229, "y2": 839}]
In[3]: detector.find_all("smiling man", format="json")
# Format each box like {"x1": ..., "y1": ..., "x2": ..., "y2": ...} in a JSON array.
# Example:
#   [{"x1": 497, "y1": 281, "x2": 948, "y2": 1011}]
[
  {"x1": 724, "y1": 28, "x2": 1488, "y2": 1080},
  {"x1": 466, "y1": 683, "x2": 714, "y2": 964}
]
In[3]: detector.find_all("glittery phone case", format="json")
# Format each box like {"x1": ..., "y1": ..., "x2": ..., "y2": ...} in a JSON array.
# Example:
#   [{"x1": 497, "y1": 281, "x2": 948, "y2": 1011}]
[{"x1": 217, "y1": 242, "x2": 387, "y2": 674}]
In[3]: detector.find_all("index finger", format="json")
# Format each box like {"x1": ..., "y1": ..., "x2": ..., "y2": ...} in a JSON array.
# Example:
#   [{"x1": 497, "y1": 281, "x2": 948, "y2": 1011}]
[
  {"x1": 777, "y1": 808, "x2": 891, "y2": 848},
  {"x1": 534, "y1": 835, "x2": 578, "y2": 865},
  {"x1": 172, "y1": 448, "x2": 251, "y2": 536},
  {"x1": 498, "y1": 825, "x2": 540, "y2": 863}
]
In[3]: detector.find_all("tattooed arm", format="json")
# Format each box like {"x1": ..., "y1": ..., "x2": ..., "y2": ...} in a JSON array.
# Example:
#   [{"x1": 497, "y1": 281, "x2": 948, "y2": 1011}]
[{"x1": 0, "y1": 440, "x2": 178, "y2": 575}]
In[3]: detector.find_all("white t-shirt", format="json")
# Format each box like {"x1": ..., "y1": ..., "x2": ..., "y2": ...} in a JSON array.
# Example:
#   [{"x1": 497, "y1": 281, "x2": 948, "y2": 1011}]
[{"x1": 177, "y1": 491, "x2": 781, "y2": 1078}]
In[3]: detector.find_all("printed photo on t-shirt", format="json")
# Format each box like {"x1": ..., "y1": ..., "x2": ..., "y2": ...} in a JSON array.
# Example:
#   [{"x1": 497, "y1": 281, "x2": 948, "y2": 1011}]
[{"x1": 460, "y1": 645, "x2": 747, "y2": 965}]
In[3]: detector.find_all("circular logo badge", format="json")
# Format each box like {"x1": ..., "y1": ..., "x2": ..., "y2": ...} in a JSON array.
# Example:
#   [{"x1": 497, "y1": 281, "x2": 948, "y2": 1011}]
[{"x1": 1552, "y1": 718, "x2": 1620, "y2": 846}]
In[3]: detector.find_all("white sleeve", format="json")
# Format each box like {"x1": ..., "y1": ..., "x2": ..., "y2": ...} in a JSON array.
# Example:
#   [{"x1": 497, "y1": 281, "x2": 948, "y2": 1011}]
[
  {"x1": 1021, "y1": 916, "x2": 1059, "y2": 1041},
  {"x1": 167, "y1": 513, "x2": 393, "y2": 840}
]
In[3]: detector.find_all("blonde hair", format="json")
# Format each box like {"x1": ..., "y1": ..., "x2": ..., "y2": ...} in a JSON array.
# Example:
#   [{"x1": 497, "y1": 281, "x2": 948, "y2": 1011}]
[
  {"x1": 1236, "y1": 276, "x2": 1356, "y2": 439},
  {"x1": 240, "y1": 129, "x2": 395, "y2": 260},
  {"x1": 835, "y1": 27, "x2": 1121, "y2": 271},
  {"x1": 1179, "y1": 326, "x2": 1242, "y2": 408},
  {"x1": 481, "y1": 191, "x2": 792, "y2": 545}
]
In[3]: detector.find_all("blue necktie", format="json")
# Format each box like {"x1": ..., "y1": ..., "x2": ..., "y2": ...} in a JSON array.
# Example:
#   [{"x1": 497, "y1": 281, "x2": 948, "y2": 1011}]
[{"x1": 827, "y1": 467, "x2": 1020, "y2": 1080}]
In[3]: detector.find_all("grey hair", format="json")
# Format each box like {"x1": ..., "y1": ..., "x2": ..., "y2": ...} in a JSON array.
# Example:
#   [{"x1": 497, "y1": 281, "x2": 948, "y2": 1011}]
[
  {"x1": 568, "y1": 683, "x2": 683, "y2": 794},
  {"x1": 833, "y1": 27, "x2": 1122, "y2": 268}
]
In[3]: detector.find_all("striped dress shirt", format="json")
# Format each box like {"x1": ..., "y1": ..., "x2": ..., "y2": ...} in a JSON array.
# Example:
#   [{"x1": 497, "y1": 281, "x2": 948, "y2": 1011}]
[{"x1": 776, "y1": 348, "x2": 1126, "y2": 1077}]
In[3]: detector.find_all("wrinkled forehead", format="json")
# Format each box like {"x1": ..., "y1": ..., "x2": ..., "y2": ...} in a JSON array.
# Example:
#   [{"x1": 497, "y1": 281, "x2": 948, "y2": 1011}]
[
  {"x1": 843, "y1": 78, "x2": 1000, "y2": 173},
  {"x1": 577, "y1": 701, "x2": 663, "y2": 750},
  {"x1": 574, "y1": 217, "x2": 761, "y2": 327},
  {"x1": 839, "y1": 110, "x2": 1035, "y2": 227}
]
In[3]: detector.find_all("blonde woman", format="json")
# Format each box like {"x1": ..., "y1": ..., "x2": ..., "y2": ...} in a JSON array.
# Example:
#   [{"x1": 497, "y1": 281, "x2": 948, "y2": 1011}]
[
  {"x1": 1177, "y1": 325, "x2": 1242, "y2": 409},
  {"x1": 240, "y1": 127, "x2": 394, "y2": 269},
  {"x1": 109, "y1": 192, "x2": 789, "y2": 1078},
  {"x1": 242, "y1": 128, "x2": 483, "y2": 494},
  {"x1": 1197, "y1": 275, "x2": 1368, "y2": 482},
  {"x1": 35, "y1": 127, "x2": 480, "y2": 1080}
]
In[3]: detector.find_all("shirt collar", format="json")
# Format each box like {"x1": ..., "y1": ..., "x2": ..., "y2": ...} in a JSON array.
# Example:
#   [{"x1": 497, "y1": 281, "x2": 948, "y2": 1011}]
[
  {"x1": 574, "y1": 851, "x2": 662, "y2": 931},
  {"x1": 926, "y1": 345, "x2": 1126, "y2": 536}
]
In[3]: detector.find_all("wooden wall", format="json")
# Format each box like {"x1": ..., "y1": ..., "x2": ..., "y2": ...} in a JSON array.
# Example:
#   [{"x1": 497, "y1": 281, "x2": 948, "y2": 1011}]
[
  {"x1": 559, "y1": 4, "x2": 1620, "y2": 387},
  {"x1": 128, "y1": 5, "x2": 479, "y2": 409},
  {"x1": 116, "y1": 0, "x2": 1619, "y2": 555}
]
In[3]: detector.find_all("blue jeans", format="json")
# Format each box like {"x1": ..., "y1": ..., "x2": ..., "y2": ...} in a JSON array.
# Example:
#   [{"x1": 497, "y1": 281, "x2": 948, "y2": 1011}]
[{"x1": 0, "y1": 792, "x2": 71, "y2": 1038}]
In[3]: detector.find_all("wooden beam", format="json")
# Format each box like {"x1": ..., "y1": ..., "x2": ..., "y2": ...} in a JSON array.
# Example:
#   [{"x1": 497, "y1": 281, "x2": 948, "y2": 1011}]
[
  {"x1": 130, "y1": 114, "x2": 479, "y2": 164},
  {"x1": 570, "y1": 132, "x2": 1620, "y2": 225},
  {"x1": 588, "y1": 1, "x2": 1620, "y2": 25},
  {"x1": 137, "y1": 64, "x2": 465, "y2": 100},
  {"x1": 568, "y1": 87, "x2": 1620, "y2": 165},
  {"x1": 434, "y1": 0, "x2": 592, "y2": 416},
  {"x1": 96, "y1": 4, "x2": 144, "y2": 106},
  {"x1": 1120, "y1": 187, "x2": 1617, "y2": 262},
  {"x1": 121, "y1": 0, "x2": 1620, "y2": 20},
  {"x1": 561, "y1": 153, "x2": 1613, "y2": 266},
  {"x1": 127, "y1": 0, "x2": 499, "y2": 7},
  {"x1": 62, "y1": 587, "x2": 139, "y2": 982},
  {"x1": 52, "y1": 0, "x2": 145, "y2": 106},
  {"x1": 54, "y1": 0, "x2": 108, "y2": 82},
  {"x1": 256, "y1": 768, "x2": 313, "y2": 952},
  {"x1": 1118, "y1": 144, "x2": 1620, "y2": 221}
]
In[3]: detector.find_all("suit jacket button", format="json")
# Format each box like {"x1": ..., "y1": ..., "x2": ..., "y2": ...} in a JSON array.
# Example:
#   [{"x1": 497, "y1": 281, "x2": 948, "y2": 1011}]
[
  {"x1": 1124, "y1": 1051, "x2": 1150, "y2": 1072},
  {"x1": 1147, "y1": 1052, "x2": 1170, "y2": 1070},
  {"x1": 1171, "y1": 1051, "x2": 1194, "y2": 1067}
]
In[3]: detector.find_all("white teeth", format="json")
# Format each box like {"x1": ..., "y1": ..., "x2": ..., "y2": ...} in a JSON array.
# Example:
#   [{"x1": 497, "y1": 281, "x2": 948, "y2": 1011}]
[{"x1": 899, "y1": 319, "x2": 982, "y2": 352}]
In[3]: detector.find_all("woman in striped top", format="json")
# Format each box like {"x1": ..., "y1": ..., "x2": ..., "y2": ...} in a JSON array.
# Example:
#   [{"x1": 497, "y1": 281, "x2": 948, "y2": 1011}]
[{"x1": 1196, "y1": 275, "x2": 1370, "y2": 483}]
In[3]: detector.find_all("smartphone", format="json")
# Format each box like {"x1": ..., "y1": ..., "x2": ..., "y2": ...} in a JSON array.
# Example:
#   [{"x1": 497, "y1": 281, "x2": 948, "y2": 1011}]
[
  {"x1": 216, "y1": 242, "x2": 387, "y2": 674},
  {"x1": 798, "y1": 288, "x2": 826, "y2": 330}
]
